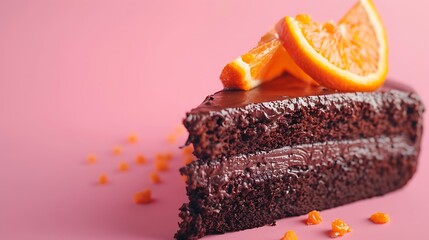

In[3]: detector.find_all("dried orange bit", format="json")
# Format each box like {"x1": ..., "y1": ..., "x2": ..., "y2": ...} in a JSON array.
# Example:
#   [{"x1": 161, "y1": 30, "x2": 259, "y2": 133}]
[
  {"x1": 155, "y1": 152, "x2": 173, "y2": 161},
  {"x1": 331, "y1": 219, "x2": 352, "y2": 238},
  {"x1": 127, "y1": 133, "x2": 138, "y2": 144},
  {"x1": 154, "y1": 159, "x2": 169, "y2": 172},
  {"x1": 118, "y1": 161, "x2": 129, "y2": 172},
  {"x1": 175, "y1": 124, "x2": 187, "y2": 135},
  {"x1": 370, "y1": 212, "x2": 390, "y2": 224},
  {"x1": 150, "y1": 172, "x2": 161, "y2": 184},
  {"x1": 183, "y1": 155, "x2": 194, "y2": 165},
  {"x1": 86, "y1": 154, "x2": 97, "y2": 164},
  {"x1": 306, "y1": 210, "x2": 323, "y2": 225},
  {"x1": 280, "y1": 230, "x2": 298, "y2": 240},
  {"x1": 181, "y1": 175, "x2": 188, "y2": 183},
  {"x1": 182, "y1": 145, "x2": 194, "y2": 155},
  {"x1": 133, "y1": 189, "x2": 152, "y2": 204},
  {"x1": 112, "y1": 146, "x2": 122, "y2": 155},
  {"x1": 98, "y1": 174, "x2": 108, "y2": 185},
  {"x1": 166, "y1": 134, "x2": 177, "y2": 144},
  {"x1": 135, "y1": 154, "x2": 147, "y2": 165}
]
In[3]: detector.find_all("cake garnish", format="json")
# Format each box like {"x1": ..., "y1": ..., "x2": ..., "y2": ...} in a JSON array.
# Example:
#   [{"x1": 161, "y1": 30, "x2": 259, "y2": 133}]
[
  {"x1": 280, "y1": 230, "x2": 298, "y2": 240},
  {"x1": 330, "y1": 219, "x2": 352, "y2": 238},
  {"x1": 98, "y1": 173, "x2": 108, "y2": 185},
  {"x1": 370, "y1": 212, "x2": 390, "y2": 224},
  {"x1": 220, "y1": 0, "x2": 388, "y2": 92},
  {"x1": 306, "y1": 210, "x2": 323, "y2": 225},
  {"x1": 133, "y1": 189, "x2": 152, "y2": 204}
]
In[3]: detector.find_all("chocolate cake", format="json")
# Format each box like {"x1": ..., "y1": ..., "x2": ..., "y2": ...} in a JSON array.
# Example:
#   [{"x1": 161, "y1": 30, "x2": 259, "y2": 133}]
[{"x1": 175, "y1": 76, "x2": 424, "y2": 240}]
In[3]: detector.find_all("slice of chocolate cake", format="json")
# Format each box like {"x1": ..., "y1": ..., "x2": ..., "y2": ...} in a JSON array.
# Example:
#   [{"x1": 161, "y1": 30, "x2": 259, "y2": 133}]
[{"x1": 175, "y1": 76, "x2": 424, "y2": 240}]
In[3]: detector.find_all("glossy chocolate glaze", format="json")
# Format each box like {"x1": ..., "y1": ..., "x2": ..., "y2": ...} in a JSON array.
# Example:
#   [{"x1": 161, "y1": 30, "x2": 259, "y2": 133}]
[{"x1": 192, "y1": 75, "x2": 413, "y2": 113}]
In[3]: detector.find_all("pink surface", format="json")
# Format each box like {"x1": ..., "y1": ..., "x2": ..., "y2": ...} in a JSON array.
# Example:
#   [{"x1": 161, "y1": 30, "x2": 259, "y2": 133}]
[{"x1": 0, "y1": 0, "x2": 428, "y2": 239}]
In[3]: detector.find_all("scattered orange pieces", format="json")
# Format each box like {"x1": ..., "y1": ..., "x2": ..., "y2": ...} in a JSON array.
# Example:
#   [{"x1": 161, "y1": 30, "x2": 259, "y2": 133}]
[
  {"x1": 182, "y1": 145, "x2": 194, "y2": 155},
  {"x1": 183, "y1": 155, "x2": 194, "y2": 165},
  {"x1": 175, "y1": 124, "x2": 187, "y2": 135},
  {"x1": 166, "y1": 134, "x2": 177, "y2": 144},
  {"x1": 133, "y1": 189, "x2": 152, "y2": 204},
  {"x1": 127, "y1": 133, "x2": 139, "y2": 144},
  {"x1": 280, "y1": 230, "x2": 298, "y2": 240},
  {"x1": 112, "y1": 146, "x2": 122, "y2": 155},
  {"x1": 135, "y1": 154, "x2": 147, "y2": 165},
  {"x1": 370, "y1": 212, "x2": 390, "y2": 224},
  {"x1": 98, "y1": 174, "x2": 108, "y2": 185},
  {"x1": 306, "y1": 210, "x2": 323, "y2": 225},
  {"x1": 154, "y1": 159, "x2": 169, "y2": 172},
  {"x1": 118, "y1": 161, "x2": 129, "y2": 172},
  {"x1": 155, "y1": 152, "x2": 173, "y2": 161},
  {"x1": 330, "y1": 219, "x2": 352, "y2": 238},
  {"x1": 150, "y1": 172, "x2": 161, "y2": 184},
  {"x1": 86, "y1": 154, "x2": 97, "y2": 164}
]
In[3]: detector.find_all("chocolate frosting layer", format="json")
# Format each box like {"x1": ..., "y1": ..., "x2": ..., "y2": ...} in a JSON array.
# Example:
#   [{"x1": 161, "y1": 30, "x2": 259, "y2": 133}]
[{"x1": 192, "y1": 75, "x2": 414, "y2": 113}]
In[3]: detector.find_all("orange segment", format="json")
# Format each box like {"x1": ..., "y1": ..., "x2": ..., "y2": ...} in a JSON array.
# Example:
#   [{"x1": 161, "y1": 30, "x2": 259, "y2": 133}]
[
  {"x1": 220, "y1": 32, "x2": 316, "y2": 90},
  {"x1": 276, "y1": 0, "x2": 388, "y2": 91}
]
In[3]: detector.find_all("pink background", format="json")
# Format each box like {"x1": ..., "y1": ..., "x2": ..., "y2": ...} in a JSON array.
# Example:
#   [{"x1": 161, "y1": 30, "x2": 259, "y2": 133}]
[{"x1": 0, "y1": 0, "x2": 428, "y2": 239}]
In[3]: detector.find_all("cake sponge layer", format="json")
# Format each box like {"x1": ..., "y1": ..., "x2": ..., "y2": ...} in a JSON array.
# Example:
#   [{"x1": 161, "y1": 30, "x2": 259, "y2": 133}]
[
  {"x1": 184, "y1": 78, "x2": 424, "y2": 160},
  {"x1": 176, "y1": 135, "x2": 420, "y2": 239}
]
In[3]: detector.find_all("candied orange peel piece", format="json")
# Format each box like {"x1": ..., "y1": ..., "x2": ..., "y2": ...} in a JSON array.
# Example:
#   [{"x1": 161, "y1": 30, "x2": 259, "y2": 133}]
[
  {"x1": 133, "y1": 189, "x2": 152, "y2": 204},
  {"x1": 331, "y1": 219, "x2": 352, "y2": 238},
  {"x1": 280, "y1": 230, "x2": 298, "y2": 240},
  {"x1": 86, "y1": 154, "x2": 97, "y2": 164},
  {"x1": 127, "y1": 133, "x2": 139, "y2": 143},
  {"x1": 112, "y1": 146, "x2": 122, "y2": 155},
  {"x1": 306, "y1": 210, "x2": 322, "y2": 225},
  {"x1": 154, "y1": 159, "x2": 169, "y2": 172},
  {"x1": 135, "y1": 154, "x2": 147, "y2": 165},
  {"x1": 118, "y1": 161, "x2": 129, "y2": 172},
  {"x1": 150, "y1": 172, "x2": 161, "y2": 184},
  {"x1": 370, "y1": 212, "x2": 390, "y2": 224},
  {"x1": 98, "y1": 174, "x2": 108, "y2": 185}
]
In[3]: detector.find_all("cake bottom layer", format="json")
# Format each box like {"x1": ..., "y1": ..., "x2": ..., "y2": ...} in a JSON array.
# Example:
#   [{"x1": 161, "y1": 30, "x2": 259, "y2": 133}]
[{"x1": 175, "y1": 135, "x2": 420, "y2": 240}]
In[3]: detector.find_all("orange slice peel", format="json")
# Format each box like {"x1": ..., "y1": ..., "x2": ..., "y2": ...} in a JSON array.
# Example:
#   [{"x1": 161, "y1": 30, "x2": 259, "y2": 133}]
[{"x1": 220, "y1": 0, "x2": 388, "y2": 92}]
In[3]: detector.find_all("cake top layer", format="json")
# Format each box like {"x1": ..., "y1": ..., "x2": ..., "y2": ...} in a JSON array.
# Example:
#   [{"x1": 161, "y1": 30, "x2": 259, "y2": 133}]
[{"x1": 192, "y1": 75, "x2": 413, "y2": 113}]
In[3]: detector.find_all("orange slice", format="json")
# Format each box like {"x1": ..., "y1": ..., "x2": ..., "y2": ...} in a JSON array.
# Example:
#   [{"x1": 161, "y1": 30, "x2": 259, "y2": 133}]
[
  {"x1": 220, "y1": 31, "x2": 315, "y2": 90},
  {"x1": 275, "y1": 0, "x2": 388, "y2": 91}
]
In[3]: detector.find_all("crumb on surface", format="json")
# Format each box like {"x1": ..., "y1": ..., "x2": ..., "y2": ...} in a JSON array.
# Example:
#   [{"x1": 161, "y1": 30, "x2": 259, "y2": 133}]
[
  {"x1": 155, "y1": 152, "x2": 173, "y2": 161},
  {"x1": 182, "y1": 145, "x2": 194, "y2": 155},
  {"x1": 98, "y1": 174, "x2": 108, "y2": 185},
  {"x1": 166, "y1": 134, "x2": 177, "y2": 144},
  {"x1": 87, "y1": 154, "x2": 97, "y2": 164},
  {"x1": 306, "y1": 210, "x2": 322, "y2": 225},
  {"x1": 150, "y1": 172, "x2": 161, "y2": 183},
  {"x1": 118, "y1": 161, "x2": 129, "y2": 172},
  {"x1": 127, "y1": 134, "x2": 138, "y2": 144},
  {"x1": 280, "y1": 230, "x2": 298, "y2": 240},
  {"x1": 133, "y1": 189, "x2": 152, "y2": 204},
  {"x1": 154, "y1": 158, "x2": 169, "y2": 172},
  {"x1": 112, "y1": 146, "x2": 122, "y2": 155},
  {"x1": 330, "y1": 219, "x2": 352, "y2": 238},
  {"x1": 183, "y1": 155, "x2": 194, "y2": 165},
  {"x1": 370, "y1": 212, "x2": 390, "y2": 224},
  {"x1": 135, "y1": 154, "x2": 147, "y2": 165},
  {"x1": 175, "y1": 124, "x2": 186, "y2": 135}
]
